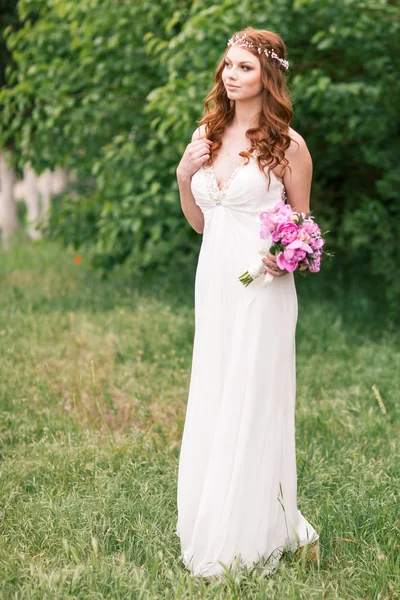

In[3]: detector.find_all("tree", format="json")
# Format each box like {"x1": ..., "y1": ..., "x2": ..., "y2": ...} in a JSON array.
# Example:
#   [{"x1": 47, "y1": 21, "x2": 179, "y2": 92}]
[
  {"x1": 0, "y1": 150, "x2": 18, "y2": 246},
  {"x1": 0, "y1": 0, "x2": 18, "y2": 247}
]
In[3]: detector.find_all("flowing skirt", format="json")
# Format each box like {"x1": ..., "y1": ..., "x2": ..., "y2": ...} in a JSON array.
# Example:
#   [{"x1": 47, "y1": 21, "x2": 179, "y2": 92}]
[{"x1": 175, "y1": 214, "x2": 319, "y2": 578}]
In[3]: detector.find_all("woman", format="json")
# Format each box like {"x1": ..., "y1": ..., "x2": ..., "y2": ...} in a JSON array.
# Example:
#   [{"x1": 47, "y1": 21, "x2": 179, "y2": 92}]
[{"x1": 175, "y1": 27, "x2": 319, "y2": 579}]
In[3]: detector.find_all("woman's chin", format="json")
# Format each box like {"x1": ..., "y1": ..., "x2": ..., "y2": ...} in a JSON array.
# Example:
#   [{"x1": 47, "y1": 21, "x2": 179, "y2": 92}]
[{"x1": 226, "y1": 89, "x2": 241, "y2": 99}]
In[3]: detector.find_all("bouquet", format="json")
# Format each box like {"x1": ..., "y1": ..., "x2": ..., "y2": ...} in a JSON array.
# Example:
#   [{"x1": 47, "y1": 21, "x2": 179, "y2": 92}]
[{"x1": 238, "y1": 200, "x2": 326, "y2": 287}]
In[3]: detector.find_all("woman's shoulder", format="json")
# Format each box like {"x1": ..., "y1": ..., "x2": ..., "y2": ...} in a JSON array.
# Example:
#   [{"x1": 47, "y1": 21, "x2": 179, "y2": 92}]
[
  {"x1": 286, "y1": 127, "x2": 309, "y2": 155},
  {"x1": 191, "y1": 124, "x2": 208, "y2": 142},
  {"x1": 274, "y1": 127, "x2": 311, "y2": 180}
]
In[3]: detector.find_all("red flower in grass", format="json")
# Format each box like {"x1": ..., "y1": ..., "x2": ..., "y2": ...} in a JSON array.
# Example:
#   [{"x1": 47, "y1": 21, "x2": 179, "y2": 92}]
[{"x1": 73, "y1": 255, "x2": 83, "y2": 265}]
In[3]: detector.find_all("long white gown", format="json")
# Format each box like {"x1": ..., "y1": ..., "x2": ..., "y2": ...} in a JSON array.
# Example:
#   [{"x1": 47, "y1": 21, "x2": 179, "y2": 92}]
[{"x1": 175, "y1": 150, "x2": 319, "y2": 578}]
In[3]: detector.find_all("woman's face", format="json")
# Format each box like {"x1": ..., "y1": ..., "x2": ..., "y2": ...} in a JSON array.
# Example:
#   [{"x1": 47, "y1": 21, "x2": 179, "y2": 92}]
[{"x1": 222, "y1": 46, "x2": 263, "y2": 100}]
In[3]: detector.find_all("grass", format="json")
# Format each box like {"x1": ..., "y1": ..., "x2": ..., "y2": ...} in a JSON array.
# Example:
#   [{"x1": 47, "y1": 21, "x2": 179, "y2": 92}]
[{"x1": 0, "y1": 237, "x2": 399, "y2": 599}]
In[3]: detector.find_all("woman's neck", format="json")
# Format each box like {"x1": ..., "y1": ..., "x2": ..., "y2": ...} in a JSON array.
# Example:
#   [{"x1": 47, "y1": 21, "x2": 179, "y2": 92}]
[{"x1": 231, "y1": 96, "x2": 262, "y2": 131}]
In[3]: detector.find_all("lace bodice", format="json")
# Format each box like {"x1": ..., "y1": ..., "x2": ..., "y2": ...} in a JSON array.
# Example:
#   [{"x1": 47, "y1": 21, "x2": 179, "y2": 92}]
[{"x1": 191, "y1": 152, "x2": 286, "y2": 215}]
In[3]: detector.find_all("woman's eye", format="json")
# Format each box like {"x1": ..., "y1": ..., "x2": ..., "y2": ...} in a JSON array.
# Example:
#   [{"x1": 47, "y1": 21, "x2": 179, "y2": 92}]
[{"x1": 223, "y1": 62, "x2": 252, "y2": 71}]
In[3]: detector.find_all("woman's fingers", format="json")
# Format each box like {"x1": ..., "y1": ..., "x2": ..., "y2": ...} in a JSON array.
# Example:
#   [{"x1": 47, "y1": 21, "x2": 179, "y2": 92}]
[
  {"x1": 262, "y1": 254, "x2": 276, "y2": 268},
  {"x1": 192, "y1": 148, "x2": 211, "y2": 167},
  {"x1": 190, "y1": 145, "x2": 210, "y2": 160},
  {"x1": 267, "y1": 267, "x2": 284, "y2": 276},
  {"x1": 186, "y1": 138, "x2": 212, "y2": 163},
  {"x1": 178, "y1": 137, "x2": 212, "y2": 179},
  {"x1": 190, "y1": 139, "x2": 212, "y2": 151},
  {"x1": 193, "y1": 154, "x2": 210, "y2": 168},
  {"x1": 193, "y1": 146, "x2": 210, "y2": 158},
  {"x1": 181, "y1": 142, "x2": 210, "y2": 172},
  {"x1": 262, "y1": 253, "x2": 286, "y2": 276},
  {"x1": 267, "y1": 267, "x2": 285, "y2": 276}
]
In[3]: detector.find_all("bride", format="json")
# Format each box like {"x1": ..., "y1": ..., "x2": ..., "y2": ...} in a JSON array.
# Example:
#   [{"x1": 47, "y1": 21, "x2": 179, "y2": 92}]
[{"x1": 175, "y1": 26, "x2": 319, "y2": 579}]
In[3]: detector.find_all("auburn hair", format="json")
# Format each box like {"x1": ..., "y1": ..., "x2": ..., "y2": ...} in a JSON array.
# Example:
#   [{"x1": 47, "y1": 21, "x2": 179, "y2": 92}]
[{"x1": 198, "y1": 27, "x2": 296, "y2": 189}]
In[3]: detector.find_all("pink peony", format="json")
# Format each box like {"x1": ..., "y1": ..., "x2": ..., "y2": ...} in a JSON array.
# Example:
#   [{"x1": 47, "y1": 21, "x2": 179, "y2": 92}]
[
  {"x1": 278, "y1": 203, "x2": 293, "y2": 215},
  {"x1": 308, "y1": 249, "x2": 322, "y2": 272},
  {"x1": 276, "y1": 252, "x2": 299, "y2": 272},
  {"x1": 276, "y1": 240, "x2": 313, "y2": 272},
  {"x1": 309, "y1": 236, "x2": 325, "y2": 250},
  {"x1": 259, "y1": 211, "x2": 273, "y2": 221},
  {"x1": 273, "y1": 200, "x2": 286, "y2": 211},
  {"x1": 260, "y1": 202, "x2": 296, "y2": 232},
  {"x1": 309, "y1": 259, "x2": 321, "y2": 273},
  {"x1": 288, "y1": 239, "x2": 313, "y2": 254},
  {"x1": 272, "y1": 221, "x2": 299, "y2": 245},
  {"x1": 296, "y1": 227, "x2": 312, "y2": 244},
  {"x1": 275, "y1": 204, "x2": 293, "y2": 223},
  {"x1": 303, "y1": 219, "x2": 320, "y2": 235},
  {"x1": 260, "y1": 212, "x2": 277, "y2": 232}
]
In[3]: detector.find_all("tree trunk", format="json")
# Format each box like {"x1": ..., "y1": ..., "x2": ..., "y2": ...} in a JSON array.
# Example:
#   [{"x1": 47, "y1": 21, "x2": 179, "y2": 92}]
[
  {"x1": 38, "y1": 169, "x2": 53, "y2": 228},
  {"x1": 51, "y1": 166, "x2": 68, "y2": 195},
  {"x1": 0, "y1": 149, "x2": 19, "y2": 249},
  {"x1": 23, "y1": 161, "x2": 41, "y2": 240}
]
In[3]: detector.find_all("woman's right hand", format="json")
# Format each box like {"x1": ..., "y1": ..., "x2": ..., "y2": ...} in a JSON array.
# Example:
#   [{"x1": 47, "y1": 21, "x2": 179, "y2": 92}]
[{"x1": 176, "y1": 138, "x2": 212, "y2": 183}]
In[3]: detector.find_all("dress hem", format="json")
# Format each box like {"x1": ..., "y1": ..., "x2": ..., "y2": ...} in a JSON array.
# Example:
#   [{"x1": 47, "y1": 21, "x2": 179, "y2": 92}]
[{"x1": 175, "y1": 527, "x2": 319, "y2": 579}]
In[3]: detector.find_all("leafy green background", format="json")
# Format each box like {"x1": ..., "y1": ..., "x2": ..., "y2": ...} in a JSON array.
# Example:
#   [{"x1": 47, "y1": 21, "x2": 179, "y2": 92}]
[{"x1": 0, "y1": 0, "x2": 399, "y2": 314}]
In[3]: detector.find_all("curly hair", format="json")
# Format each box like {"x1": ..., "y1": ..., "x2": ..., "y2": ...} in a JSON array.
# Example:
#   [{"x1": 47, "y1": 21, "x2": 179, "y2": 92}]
[{"x1": 198, "y1": 27, "x2": 296, "y2": 190}]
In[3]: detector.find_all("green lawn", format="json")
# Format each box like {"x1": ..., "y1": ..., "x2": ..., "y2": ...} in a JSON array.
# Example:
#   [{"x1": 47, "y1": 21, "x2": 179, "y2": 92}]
[{"x1": 0, "y1": 238, "x2": 398, "y2": 599}]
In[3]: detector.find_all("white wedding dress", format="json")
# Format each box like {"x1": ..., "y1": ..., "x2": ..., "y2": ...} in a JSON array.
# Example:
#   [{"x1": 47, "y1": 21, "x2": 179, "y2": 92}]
[{"x1": 175, "y1": 150, "x2": 319, "y2": 578}]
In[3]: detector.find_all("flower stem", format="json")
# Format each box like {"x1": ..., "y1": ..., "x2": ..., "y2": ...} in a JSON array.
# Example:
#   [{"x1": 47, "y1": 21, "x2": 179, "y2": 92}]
[{"x1": 238, "y1": 271, "x2": 254, "y2": 287}]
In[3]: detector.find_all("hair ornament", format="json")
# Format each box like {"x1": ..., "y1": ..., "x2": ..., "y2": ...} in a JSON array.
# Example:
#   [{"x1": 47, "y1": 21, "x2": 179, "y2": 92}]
[{"x1": 227, "y1": 33, "x2": 289, "y2": 71}]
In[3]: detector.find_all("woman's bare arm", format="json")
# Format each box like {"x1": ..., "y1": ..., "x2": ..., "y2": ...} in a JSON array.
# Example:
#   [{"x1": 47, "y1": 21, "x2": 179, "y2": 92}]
[
  {"x1": 176, "y1": 126, "x2": 210, "y2": 234},
  {"x1": 263, "y1": 129, "x2": 313, "y2": 276},
  {"x1": 282, "y1": 130, "x2": 312, "y2": 214}
]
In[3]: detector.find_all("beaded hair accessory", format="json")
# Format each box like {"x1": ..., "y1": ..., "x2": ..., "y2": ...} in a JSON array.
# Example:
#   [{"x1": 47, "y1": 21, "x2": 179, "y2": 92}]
[{"x1": 227, "y1": 33, "x2": 289, "y2": 71}]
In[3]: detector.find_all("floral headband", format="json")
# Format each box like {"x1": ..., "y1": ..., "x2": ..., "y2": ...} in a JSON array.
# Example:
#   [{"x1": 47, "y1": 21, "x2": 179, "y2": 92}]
[{"x1": 227, "y1": 33, "x2": 289, "y2": 71}]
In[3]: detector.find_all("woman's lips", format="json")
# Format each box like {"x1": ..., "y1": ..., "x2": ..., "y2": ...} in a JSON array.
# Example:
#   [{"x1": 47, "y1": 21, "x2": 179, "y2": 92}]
[{"x1": 226, "y1": 83, "x2": 240, "y2": 89}]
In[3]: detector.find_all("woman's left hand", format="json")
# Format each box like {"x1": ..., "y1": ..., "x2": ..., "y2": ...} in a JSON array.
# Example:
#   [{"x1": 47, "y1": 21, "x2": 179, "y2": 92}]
[{"x1": 262, "y1": 252, "x2": 287, "y2": 277}]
